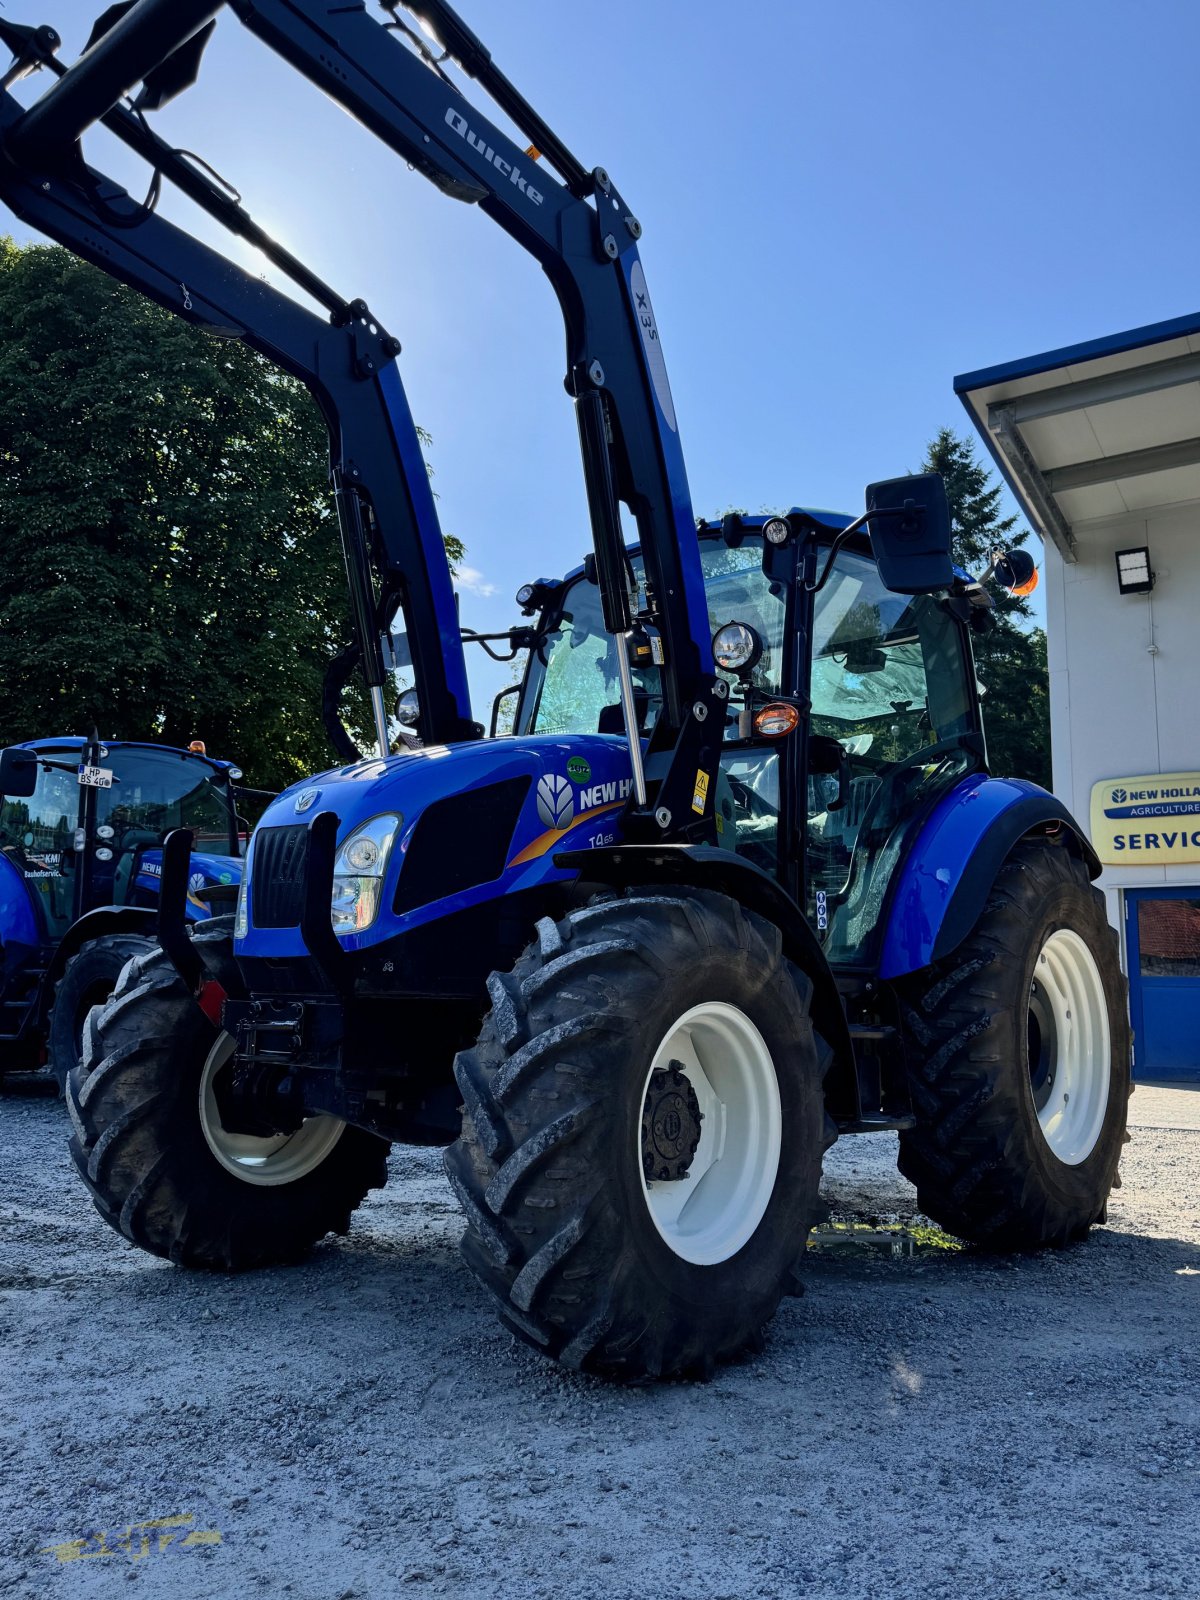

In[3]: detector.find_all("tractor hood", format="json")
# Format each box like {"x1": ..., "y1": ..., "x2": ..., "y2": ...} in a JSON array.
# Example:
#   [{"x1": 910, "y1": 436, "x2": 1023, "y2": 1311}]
[
  {"x1": 136, "y1": 848, "x2": 243, "y2": 920},
  {"x1": 237, "y1": 735, "x2": 635, "y2": 958}
]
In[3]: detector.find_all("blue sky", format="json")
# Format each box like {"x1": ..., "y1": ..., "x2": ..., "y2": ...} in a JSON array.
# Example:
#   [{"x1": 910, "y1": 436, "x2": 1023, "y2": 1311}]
[{"x1": 6, "y1": 0, "x2": 1200, "y2": 713}]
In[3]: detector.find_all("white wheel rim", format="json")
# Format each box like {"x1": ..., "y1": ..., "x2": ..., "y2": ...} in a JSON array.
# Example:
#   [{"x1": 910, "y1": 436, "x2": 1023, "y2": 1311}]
[
  {"x1": 199, "y1": 1034, "x2": 346, "y2": 1187},
  {"x1": 637, "y1": 1001, "x2": 782, "y2": 1266},
  {"x1": 1028, "y1": 928, "x2": 1111, "y2": 1166}
]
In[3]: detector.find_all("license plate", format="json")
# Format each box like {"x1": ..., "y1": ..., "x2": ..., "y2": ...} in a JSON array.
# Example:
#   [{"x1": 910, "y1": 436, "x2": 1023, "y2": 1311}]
[{"x1": 77, "y1": 764, "x2": 113, "y2": 788}]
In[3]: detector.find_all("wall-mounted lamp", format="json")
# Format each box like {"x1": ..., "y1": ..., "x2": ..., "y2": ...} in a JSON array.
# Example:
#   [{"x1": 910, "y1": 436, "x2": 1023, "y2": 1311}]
[{"x1": 1115, "y1": 546, "x2": 1155, "y2": 595}]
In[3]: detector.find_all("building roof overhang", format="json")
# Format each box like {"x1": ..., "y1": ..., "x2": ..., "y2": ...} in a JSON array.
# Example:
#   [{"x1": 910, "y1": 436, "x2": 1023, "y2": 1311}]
[{"x1": 955, "y1": 310, "x2": 1200, "y2": 562}]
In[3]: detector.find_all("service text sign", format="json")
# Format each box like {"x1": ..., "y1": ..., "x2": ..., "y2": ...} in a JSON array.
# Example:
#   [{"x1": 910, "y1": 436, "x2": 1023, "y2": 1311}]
[{"x1": 1090, "y1": 772, "x2": 1200, "y2": 865}]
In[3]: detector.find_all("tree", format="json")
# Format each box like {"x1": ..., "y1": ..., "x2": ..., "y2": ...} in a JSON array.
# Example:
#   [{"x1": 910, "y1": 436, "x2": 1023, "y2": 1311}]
[
  {"x1": 921, "y1": 427, "x2": 1052, "y2": 788},
  {"x1": 0, "y1": 239, "x2": 457, "y2": 791}
]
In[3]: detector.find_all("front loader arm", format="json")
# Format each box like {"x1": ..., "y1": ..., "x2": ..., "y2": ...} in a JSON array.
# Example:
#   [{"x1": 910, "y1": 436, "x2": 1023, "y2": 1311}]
[
  {"x1": 0, "y1": 60, "x2": 473, "y2": 753},
  {"x1": 2, "y1": 0, "x2": 721, "y2": 839}
]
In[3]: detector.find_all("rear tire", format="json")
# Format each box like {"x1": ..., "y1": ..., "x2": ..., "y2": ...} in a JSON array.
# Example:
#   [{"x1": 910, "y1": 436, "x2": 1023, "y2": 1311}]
[
  {"x1": 66, "y1": 917, "x2": 389, "y2": 1268},
  {"x1": 47, "y1": 933, "x2": 157, "y2": 1095},
  {"x1": 446, "y1": 887, "x2": 834, "y2": 1380},
  {"x1": 896, "y1": 840, "x2": 1130, "y2": 1248}
]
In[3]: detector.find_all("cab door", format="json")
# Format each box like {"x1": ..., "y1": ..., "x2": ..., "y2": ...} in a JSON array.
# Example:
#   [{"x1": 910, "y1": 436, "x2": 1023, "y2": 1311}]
[
  {"x1": 0, "y1": 749, "x2": 83, "y2": 942},
  {"x1": 803, "y1": 543, "x2": 981, "y2": 968}
]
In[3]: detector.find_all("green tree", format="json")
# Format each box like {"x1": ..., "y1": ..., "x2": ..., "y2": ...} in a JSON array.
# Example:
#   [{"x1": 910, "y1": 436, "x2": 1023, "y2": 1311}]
[
  {"x1": 0, "y1": 239, "x2": 457, "y2": 791},
  {"x1": 921, "y1": 427, "x2": 1052, "y2": 788}
]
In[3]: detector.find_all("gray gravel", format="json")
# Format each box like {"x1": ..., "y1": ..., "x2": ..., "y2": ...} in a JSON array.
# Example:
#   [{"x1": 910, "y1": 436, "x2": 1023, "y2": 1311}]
[{"x1": 1, "y1": 1080, "x2": 1198, "y2": 1599}]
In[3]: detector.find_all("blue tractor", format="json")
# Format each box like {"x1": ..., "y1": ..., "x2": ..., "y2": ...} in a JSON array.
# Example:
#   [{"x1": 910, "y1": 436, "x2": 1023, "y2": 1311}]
[
  {"x1": 0, "y1": 2, "x2": 1130, "y2": 1380},
  {"x1": 0, "y1": 735, "x2": 243, "y2": 1090}
]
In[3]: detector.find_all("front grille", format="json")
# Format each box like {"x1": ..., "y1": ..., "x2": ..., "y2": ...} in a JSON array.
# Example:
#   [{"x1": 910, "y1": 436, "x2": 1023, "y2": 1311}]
[{"x1": 251, "y1": 824, "x2": 309, "y2": 929}]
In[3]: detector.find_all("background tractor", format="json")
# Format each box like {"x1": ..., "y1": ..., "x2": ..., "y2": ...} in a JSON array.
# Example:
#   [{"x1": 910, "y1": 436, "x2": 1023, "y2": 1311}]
[
  {"x1": 0, "y1": 0, "x2": 1130, "y2": 1379},
  {"x1": 0, "y1": 735, "x2": 244, "y2": 1090}
]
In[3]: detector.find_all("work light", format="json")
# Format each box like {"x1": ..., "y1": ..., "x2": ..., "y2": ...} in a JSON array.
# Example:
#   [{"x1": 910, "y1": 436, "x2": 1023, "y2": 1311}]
[
  {"x1": 1115, "y1": 547, "x2": 1155, "y2": 595},
  {"x1": 712, "y1": 621, "x2": 763, "y2": 676}
]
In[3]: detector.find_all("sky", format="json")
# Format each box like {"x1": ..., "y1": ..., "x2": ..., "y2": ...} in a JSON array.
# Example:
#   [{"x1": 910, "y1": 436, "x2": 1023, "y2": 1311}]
[{"x1": 5, "y1": 0, "x2": 1200, "y2": 716}]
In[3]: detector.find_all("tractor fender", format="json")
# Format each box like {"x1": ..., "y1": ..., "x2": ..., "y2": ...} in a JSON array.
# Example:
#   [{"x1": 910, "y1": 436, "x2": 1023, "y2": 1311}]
[
  {"x1": 42, "y1": 906, "x2": 160, "y2": 994},
  {"x1": 878, "y1": 774, "x2": 1101, "y2": 980},
  {"x1": 555, "y1": 843, "x2": 859, "y2": 1121}
]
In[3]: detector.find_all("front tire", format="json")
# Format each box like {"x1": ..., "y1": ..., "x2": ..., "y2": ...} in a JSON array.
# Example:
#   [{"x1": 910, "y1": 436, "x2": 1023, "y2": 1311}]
[
  {"x1": 446, "y1": 888, "x2": 834, "y2": 1380},
  {"x1": 66, "y1": 918, "x2": 389, "y2": 1268},
  {"x1": 896, "y1": 840, "x2": 1131, "y2": 1248},
  {"x1": 47, "y1": 933, "x2": 157, "y2": 1095}
]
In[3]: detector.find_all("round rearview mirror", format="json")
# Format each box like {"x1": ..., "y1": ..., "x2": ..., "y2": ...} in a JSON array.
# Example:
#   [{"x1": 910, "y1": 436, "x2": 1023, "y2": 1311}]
[
  {"x1": 711, "y1": 620, "x2": 764, "y2": 677},
  {"x1": 395, "y1": 688, "x2": 420, "y2": 728}
]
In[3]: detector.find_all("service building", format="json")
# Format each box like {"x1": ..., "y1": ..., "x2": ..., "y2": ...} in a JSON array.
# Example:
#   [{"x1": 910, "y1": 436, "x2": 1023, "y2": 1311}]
[{"x1": 957, "y1": 314, "x2": 1200, "y2": 1080}]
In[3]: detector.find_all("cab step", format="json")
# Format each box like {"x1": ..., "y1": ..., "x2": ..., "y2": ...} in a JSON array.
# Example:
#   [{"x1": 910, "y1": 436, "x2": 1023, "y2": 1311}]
[{"x1": 836, "y1": 1113, "x2": 917, "y2": 1134}]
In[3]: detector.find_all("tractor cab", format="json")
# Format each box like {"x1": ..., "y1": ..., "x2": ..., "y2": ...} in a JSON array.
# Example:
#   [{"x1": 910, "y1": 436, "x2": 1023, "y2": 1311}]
[
  {"x1": 0, "y1": 736, "x2": 244, "y2": 1083},
  {"x1": 0, "y1": 737, "x2": 242, "y2": 938},
  {"x1": 515, "y1": 512, "x2": 984, "y2": 971}
]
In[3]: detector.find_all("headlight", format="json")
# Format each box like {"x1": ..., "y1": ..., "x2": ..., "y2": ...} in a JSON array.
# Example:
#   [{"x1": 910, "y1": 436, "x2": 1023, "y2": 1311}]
[{"x1": 331, "y1": 813, "x2": 401, "y2": 936}]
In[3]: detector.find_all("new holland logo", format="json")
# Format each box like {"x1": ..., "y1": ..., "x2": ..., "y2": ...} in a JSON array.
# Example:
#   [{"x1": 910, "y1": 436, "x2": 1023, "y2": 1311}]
[
  {"x1": 294, "y1": 788, "x2": 320, "y2": 814},
  {"x1": 536, "y1": 773, "x2": 575, "y2": 830}
]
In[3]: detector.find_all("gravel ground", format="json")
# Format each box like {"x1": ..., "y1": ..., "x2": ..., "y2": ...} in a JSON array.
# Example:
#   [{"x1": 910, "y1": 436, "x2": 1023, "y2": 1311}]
[{"x1": 1, "y1": 1080, "x2": 1197, "y2": 1600}]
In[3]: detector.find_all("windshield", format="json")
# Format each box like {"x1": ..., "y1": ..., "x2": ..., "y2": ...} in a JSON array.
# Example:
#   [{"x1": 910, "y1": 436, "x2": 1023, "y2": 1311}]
[
  {"x1": 96, "y1": 749, "x2": 235, "y2": 854},
  {"x1": 522, "y1": 536, "x2": 786, "y2": 737}
]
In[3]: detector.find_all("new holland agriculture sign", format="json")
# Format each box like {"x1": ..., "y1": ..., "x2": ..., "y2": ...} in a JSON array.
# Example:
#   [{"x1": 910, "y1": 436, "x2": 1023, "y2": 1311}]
[{"x1": 1090, "y1": 772, "x2": 1200, "y2": 866}]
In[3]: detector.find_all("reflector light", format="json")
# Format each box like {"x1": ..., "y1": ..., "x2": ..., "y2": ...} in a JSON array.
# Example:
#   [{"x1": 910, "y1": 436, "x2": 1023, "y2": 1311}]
[{"x1": 753, "y1": 702, "x2": 800, "y2": 738}]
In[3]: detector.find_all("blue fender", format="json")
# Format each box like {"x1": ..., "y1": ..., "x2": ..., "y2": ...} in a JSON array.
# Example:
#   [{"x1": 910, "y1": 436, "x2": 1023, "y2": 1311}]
[{"x1": 878, "y1": 775, "x2": 1101, "y2": 980}]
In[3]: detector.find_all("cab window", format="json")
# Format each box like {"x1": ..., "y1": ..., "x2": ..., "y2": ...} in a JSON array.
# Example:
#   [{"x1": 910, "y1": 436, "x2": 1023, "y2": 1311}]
[{"x1": 806, "y1": 547, "x2": 976, "y2": 964}]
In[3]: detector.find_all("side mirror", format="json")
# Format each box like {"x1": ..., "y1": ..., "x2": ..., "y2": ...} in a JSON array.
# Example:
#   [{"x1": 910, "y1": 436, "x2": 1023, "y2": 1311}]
[
  {"x1": 864, "y1": 473, "x2": 953, "y2": 595},
  {"x1": 490, "y1": 684, "x2": 520, "y2": 737},
  {"x1": 0, "y1": 746, "x2": 37, "y2": 798}
]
